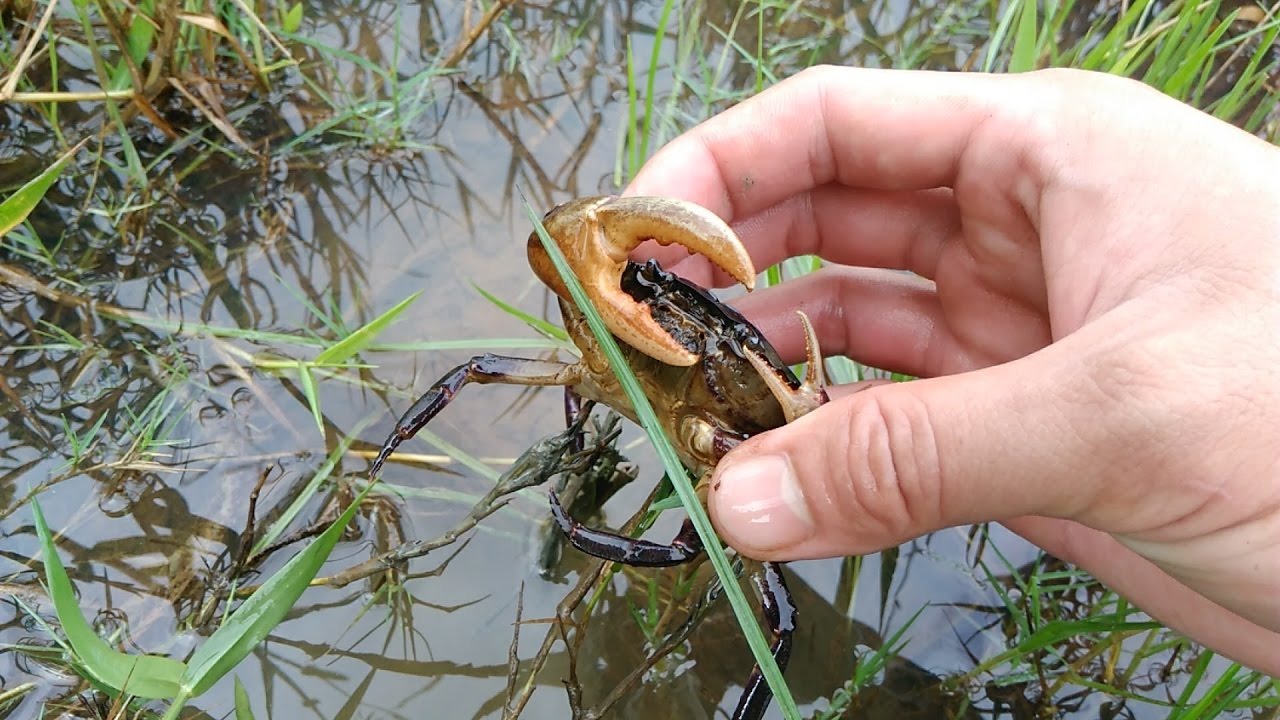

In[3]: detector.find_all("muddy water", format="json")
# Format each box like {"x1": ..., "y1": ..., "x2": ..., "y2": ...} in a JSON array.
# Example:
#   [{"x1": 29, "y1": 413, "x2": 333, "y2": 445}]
[{"x1": 1, "y1": 1, "x2": 1268, "y2": 719}]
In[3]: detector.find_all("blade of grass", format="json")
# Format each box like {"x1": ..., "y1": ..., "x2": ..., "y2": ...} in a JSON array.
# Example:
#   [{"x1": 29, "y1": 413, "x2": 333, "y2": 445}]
[
  {"x1": 32, "y1": 497, "x2": 187, "y2": 699},
  {"x1": 1009, "y1": 0, "x2": 1040, "y2": 72},
  {"x1": 169, "y1": 476, "x2": 376, "y2": 712},
  {"x1": 297, "y1": 361, "x2": 324, "y2": 436},
  {"x1": 639, "y1": 0, "x2": 677, "y2": 163},
  {"x1": 626, "y1": 38, "x2": 641, "y2": 178},
  {"x1": 302, "y1": 291, "x2": 422, "y2": 437},
  {"x1": 472, "y1": 284, "x2": 572, "y2": 343},
  {"x1": 233, "y1": 676, "x2": 256, "y2": 720},
  {"x1": 0, "y1": 139, "x2": 88, "y2": 237},
  {"x1": 522, "y1": 197, "x2": 800, "y2": 720}
]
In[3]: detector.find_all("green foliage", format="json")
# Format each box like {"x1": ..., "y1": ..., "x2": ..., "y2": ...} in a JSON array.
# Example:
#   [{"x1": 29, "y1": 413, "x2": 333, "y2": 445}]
[
  {"x1": 32, "y1": 498, "x2": 187, "y2": 698},
  {"x1": 233, "y1": 677, "x2": 256, "y2": 720},
  {"x1": 0, "y1": 139, "x2": 86, "y2": 239},
  {"x1": 32, "y1": 441, "x2": 372, "y2": 716},
  {"x1": 167, "y1": 481, "x2": 371, "y2": 713}
]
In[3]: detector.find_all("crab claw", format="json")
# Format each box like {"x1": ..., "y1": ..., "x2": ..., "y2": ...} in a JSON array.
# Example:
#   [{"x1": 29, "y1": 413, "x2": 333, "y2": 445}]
[
  {"x1": 528, "y1": 195, "x2": 756, "y2": 366},
  {"x1": 745, "y1": 310, "x2": 829, "y2": 422}
]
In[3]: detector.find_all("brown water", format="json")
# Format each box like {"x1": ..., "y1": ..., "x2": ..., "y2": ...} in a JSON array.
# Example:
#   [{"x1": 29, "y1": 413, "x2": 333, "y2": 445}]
[{"x1": 2, "y1": 1, "x2": 1274, "y2": 718}]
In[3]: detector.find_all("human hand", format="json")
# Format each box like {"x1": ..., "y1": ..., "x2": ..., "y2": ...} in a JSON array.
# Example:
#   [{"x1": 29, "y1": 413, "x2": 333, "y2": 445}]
[{"x1": 625, "y1": 66, "x2": 1280, "y2": 674}]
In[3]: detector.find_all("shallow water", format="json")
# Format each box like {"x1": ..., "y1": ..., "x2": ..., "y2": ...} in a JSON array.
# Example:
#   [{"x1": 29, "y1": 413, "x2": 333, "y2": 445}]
[{"x1": 1, "y1": 1, "x2": 1274, "y2": 718}]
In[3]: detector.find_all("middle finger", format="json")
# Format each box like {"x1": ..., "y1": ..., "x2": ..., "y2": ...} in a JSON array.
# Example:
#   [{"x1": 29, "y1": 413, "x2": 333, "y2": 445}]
[{"x1": 638, "y1": 184, "x2": 959, "y2": 288}]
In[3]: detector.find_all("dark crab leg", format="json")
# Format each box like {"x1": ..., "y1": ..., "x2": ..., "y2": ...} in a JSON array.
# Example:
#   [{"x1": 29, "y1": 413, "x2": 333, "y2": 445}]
[
  {"x1": 733, "y1": 561, "x2": 797, "y2": 720},
  {"x1": 548, "y1": 492, "x2": 704, "y2": 566},
  {"x1": 563, "y1": 387, "x2": 588, "y2": 454},
  {"x1": 370, "y1": 354, "x2": 581, "y2": 479}
]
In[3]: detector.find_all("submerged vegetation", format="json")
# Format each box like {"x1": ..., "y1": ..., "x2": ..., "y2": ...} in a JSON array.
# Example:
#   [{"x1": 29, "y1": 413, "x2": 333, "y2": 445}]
[{"x1": 2, "y1": 0, "x2": 1278, "y2": 718}]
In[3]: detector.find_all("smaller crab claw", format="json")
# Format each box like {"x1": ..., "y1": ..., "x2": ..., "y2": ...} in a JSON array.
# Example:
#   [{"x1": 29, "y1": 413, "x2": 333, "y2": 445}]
[
  {"x1": 746, "y1": 311, "x2": 829, "y2": 422},
  {"x1": 529, "y1": 195, "x2": 756, "y2": 366}
]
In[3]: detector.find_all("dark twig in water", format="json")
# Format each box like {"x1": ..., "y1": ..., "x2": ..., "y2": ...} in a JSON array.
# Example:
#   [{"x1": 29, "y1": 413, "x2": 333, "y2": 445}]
[
  {"x1": 558, "y1": 605, "x2": 584, "y2": 718},
  {"x1": 583, "y1": 576, "x2": 725, "y2": 720},
  {"x1": 504, "y1": 482, "x2": 668, "y2": 719},
  {"x1": 254, "y1": 483, "x2": 347, "y2": 558},
  {"x1": 505, "y1": 582, "x2": 526, "y2": 717},
  {"x1": 233, "y1": 466, "x2": 273, "y2": 573}
]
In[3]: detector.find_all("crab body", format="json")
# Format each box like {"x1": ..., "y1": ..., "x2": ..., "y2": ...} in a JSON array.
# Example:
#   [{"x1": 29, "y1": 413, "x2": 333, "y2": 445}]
[{"x1": 561, "y1": 260, "x2": 801, "y2": 473}]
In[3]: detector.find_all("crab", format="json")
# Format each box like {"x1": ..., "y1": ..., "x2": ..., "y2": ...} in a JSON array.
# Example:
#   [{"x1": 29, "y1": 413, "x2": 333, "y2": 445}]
[{"x1": 371, "y1": 196, "x2": 828, "y2": 720}]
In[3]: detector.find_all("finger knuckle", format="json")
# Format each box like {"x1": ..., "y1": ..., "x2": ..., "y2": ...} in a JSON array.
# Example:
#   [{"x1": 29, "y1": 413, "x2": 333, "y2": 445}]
[{"x1": 832, "y1": 391, "x2": 942, "y2": 541}]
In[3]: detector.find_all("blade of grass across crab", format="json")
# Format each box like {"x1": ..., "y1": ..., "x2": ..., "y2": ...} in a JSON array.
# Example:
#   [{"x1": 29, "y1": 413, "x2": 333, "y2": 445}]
[{"x1": 523, "y1": 197, "x2": 800, "y2": 720}]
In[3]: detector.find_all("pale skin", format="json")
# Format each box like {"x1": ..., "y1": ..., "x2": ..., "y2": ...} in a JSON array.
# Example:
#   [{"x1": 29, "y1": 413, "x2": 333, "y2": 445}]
[{"x1": 625, "y1": 66, "x2": 1280, "y2": 674}]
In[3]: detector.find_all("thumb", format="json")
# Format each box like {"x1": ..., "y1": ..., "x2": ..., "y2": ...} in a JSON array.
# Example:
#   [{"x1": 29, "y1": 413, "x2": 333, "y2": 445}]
[{"x1": 707, "y1": 342, "x2": 1136, "y2": 560}]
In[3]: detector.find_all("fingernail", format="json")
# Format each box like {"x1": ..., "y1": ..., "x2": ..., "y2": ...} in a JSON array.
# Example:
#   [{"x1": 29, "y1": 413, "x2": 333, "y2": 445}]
[{"x1": 711, "y1": 455, "x2": 814, "y2": 552}]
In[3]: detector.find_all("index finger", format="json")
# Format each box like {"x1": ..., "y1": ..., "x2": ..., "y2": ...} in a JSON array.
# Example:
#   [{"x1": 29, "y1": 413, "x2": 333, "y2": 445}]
[
  {"x1": 627, "y1": 65, "x2": 1034, "y2": 220},
  {"x1": 624, "y1": 66, "x2": 1044, "y2": 275}
]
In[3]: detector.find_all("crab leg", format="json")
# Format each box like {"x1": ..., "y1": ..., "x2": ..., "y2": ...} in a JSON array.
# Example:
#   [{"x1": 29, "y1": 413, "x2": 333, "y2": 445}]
[
  {"x1": 733, "y1": 561, "x2": 797, "y2": 720},
  {"x1": 370, "y1": 354, "x2": 582, "y2": 479},
  {"x1": 551, "y1": 495, "x2": 797, "y2": 720},
  {"x1": 563, "y1": 387, "x2": 590, "y2": 454},
  {"x1": 547, "y1": 491, "x2": 703, "y2": 566}
]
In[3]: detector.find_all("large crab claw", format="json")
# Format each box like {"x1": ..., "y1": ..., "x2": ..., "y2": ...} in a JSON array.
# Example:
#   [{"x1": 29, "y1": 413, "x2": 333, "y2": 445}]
[{"x1": 528, "y1": 195, "x2": 756, "y2": 366}]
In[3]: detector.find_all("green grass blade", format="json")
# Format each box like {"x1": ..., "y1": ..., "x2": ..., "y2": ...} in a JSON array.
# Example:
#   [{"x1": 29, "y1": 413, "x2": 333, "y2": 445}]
[
  {"x1": 1009, "y1": 0, "x2": 1039, "y2": 73},
  {"x1": 626, "y1": 38, "x2": 641, "y2": 179},
  {"x1": 315, "y1": 291, "x2": 422, "y2": 365},
  {"x1": 639, "y1": 0, "x2": 677, "y2": 163},
  {"x1": 983, "y1": 0, "x2": 1021, "y2": 71},
  {"x1": 177, "y1": 481, "x2": 375, "y2": 700},
  {"x1": 31, "y1": 498, "x2": 187, "y2": 699},
  {"x1": 0, "y1": 139, "x2": 87, "y2": 238},
  {"x1": 282, "y1": 3, "x2": 303, "y2": 33},
  {"x1": 472, "y1": 284, "x2": 572, "y2": 342},
  {"x1": 233, "y1": 676, "x2": 255, "y2": 720},
  {"x1": 523, "y1": 198, "x2": 800, "y2": 720},
  {"x1": 297, "y1": 361, "x2": 325, "y2": 436}
]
